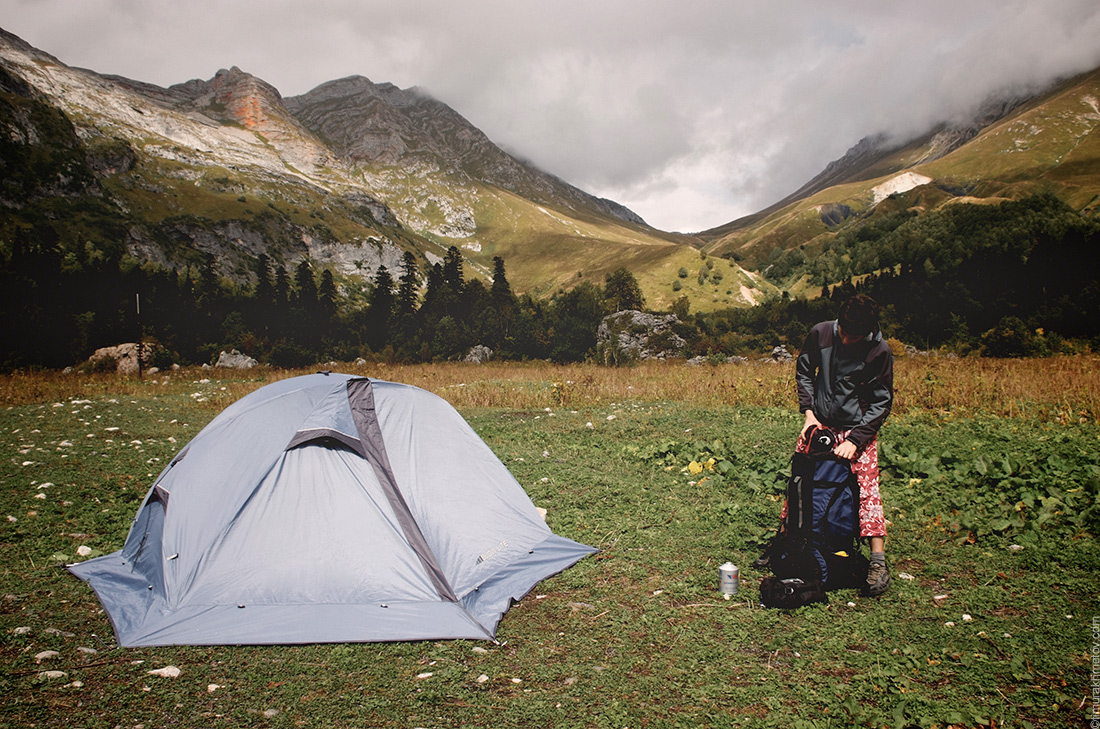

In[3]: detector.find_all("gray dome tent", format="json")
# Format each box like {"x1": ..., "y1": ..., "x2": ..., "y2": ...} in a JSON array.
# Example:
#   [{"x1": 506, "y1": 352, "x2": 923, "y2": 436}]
[{"x1": 69, "y1": 373, "x2": 595, "y2": 646}]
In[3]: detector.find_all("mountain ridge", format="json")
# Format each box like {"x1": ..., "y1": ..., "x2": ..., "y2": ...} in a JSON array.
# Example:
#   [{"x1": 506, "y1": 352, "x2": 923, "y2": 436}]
[
  {"x1": 2, "y1": 25, "x2": 1097, "y2": 313},
  {"x1": 2, "y1": 27, "x2": 733, "y2": 310},
  {"x1": 699, "y1": 64, "x2": 1100, "y2": 291}
]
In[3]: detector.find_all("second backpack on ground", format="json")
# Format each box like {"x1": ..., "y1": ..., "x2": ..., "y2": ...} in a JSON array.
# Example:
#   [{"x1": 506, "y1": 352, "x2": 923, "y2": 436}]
[{"x1": 759, "y1": 450, "x2": 868, "y2": 608}]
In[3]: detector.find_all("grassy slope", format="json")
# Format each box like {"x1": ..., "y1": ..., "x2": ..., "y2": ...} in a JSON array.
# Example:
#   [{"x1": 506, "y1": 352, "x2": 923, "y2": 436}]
[
  {"x1": 704, "y1": 68, "x2": 1100, "y2": 277},
  {"x1": 0, "y1": 359, "x2": 1097, "y2": 728}
]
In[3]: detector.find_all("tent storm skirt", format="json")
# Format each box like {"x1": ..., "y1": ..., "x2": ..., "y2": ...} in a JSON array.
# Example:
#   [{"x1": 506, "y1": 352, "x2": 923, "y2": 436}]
[{"x1": 67, "y1": 373, "x2": 596, "y2": 647}]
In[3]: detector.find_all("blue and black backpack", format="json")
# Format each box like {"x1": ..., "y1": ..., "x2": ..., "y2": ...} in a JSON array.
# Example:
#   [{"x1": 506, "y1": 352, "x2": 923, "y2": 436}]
[{"x1": 759, "y1": 428, "x2": 869, "y2": 608}]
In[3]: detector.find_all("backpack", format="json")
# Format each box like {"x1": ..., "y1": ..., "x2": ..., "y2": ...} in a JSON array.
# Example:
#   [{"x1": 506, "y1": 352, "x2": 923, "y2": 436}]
[{"x1": 759, "y1": 446, "x2": 868, "y2": 608}]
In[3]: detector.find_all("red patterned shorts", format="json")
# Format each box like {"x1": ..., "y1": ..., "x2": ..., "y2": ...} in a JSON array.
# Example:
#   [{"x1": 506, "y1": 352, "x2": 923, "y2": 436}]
[{"x1": 782, "y1": 429, "x2": 887, "y2": 538}]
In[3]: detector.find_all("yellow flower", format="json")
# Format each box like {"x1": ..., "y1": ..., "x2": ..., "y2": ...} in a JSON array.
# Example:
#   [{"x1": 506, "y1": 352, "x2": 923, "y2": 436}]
[
  {"x1": 705, "y1": 458, "x2": 716, "y2": 471},
  {"x1": 687, "y1": 461, "x2": 704, "y2": 475}
]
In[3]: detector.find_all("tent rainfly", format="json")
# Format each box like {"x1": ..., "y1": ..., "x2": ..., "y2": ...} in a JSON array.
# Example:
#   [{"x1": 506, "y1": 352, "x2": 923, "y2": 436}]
[{"x1": 69, "y1": 373, "x2": 595, "y2": 646}]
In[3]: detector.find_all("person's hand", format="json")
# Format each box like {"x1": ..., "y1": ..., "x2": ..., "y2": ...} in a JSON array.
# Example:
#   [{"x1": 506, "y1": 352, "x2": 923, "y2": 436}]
[
  {"x1": 833, "y1": 440, "x2": 858, "y2": 460},
  {"x1": 801, "y1": 410, "x2": 821, "y2": 437}
]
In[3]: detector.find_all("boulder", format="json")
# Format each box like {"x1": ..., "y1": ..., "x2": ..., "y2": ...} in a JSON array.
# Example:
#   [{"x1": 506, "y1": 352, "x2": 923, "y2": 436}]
[
  {"x1": 463, "y1": 345, "x2": 493, "y2": 364},
  {"x1": 215, "y1": 349, "x2": 259, "y2": 369},
  {"x1": 597, "y1": 310, "x2": 686, "y2": 365},
  {"x1": 760, "y1": 345, "x2": 794, "y2": 364},
  {"x1": 87, "y1": 343, "x2": 158, "y2": 374}
]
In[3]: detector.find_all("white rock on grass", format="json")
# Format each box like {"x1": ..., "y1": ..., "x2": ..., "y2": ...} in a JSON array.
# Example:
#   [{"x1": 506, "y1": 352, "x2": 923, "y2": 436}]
[
  {"x1": 39, "y1": 670, "x2": 67, "y2": 679},
  {"x1": 35, "y1": 650, "x2": 60, "y2": 662},
  {"x1": 147, "y1": 665, "x2": 181, "y2": 678}
]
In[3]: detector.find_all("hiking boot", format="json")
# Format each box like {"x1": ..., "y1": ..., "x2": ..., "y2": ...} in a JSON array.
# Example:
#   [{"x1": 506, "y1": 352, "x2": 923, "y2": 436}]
[{"x1": 865, "y1": 560, "x2": 891, "y2": 596}]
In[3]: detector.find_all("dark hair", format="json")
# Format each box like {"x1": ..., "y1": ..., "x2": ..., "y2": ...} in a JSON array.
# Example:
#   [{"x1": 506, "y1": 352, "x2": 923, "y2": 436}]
[{"x1": 838, "y1": 295, "x2": 879, "y2": 337}]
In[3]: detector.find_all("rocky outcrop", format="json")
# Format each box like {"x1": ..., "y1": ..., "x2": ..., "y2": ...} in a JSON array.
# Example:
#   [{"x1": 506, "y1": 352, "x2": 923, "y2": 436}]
[
  {"x1": 463, "y1": 345, "x2": 493, "y2": 363},
  {"x1": 215, "y1": 349, "x2": 259, "y2": 369},
  {"x1": 86, "y1": 343, "x2": 164, "y2": 374},
  {"x1": 597, "y1": 310, "x2": 686, "y2": 365}
]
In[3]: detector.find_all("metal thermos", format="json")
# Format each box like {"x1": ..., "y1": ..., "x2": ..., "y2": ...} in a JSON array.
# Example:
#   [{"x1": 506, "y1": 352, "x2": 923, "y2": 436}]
[{"x1": 719, "y1": 562, "x2": 739, "y2": 598}]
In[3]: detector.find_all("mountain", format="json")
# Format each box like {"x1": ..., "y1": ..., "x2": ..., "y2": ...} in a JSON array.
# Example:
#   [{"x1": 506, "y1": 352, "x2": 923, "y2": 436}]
[
  {"x1": 699, "y1": 66, "x2": 1100, "y2": 294},
  {"x1": 0, "y1": 27, "x2": 765, "y2": 313}
]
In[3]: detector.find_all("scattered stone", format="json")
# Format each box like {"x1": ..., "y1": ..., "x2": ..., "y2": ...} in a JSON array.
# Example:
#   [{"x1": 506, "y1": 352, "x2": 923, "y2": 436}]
[
  {"x1": 38, "y1": 670, "x2": 67, "y2": 680},
  {"x1": 263, "y1": 709, "x2": 280, "y2": 718},
  {"x1": 898, "y1": 572, "x2": 915, "y2": 581},
  {"x1": 35, "y1": 650, "x2": 60, "y2": 662},
  {"x1": 77, "y1": 546, "x2": 92, "y2": 557},
  {"x1": 932, "y1": 594, "x2": 949, "y2": 605},
  {"x1": 471, "y1": 646, "x2": 489, "y2": 654},
  {"x1": 687, "y1": 355, "x2": 749, "y2": 365},
  {"x1": 477, "y1": 674, "x2": 489, "y2": 684},
  {"x1": 416, "y1": 672, "x2": 433, "y2": 679},
  {"x1": 1008, "y1": 544, "x2": 1024, "y2": 552},
  {"x1": 147, "y1": 665, "x2": 181, "y2": 678},
  {"x1": 13, "y1": 626, "x2": 31, "y2": 635}
]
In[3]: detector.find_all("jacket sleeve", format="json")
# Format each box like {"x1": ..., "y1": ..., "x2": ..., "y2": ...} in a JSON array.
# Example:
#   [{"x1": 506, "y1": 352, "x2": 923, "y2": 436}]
[
  {"x1": 847, "y1": 344, "x2": 894, "y2": 447},
  {"x1": 795, "y1": 327, "x2": 821, "y2": 414}
]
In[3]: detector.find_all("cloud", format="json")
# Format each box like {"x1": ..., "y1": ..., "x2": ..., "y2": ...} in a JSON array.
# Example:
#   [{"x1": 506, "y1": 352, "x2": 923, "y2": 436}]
[{"x1": 3, "y1": 0, "x2": 1100, "y2": 232}]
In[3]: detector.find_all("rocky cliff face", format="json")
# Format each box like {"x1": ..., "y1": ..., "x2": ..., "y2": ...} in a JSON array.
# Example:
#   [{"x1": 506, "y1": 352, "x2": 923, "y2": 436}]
[
  {"x1": 0, "y1": 26, "x2": 665, "y2": 297},
  {"x1": 285, "y1": 76, "x2": 645, "y2": 225}
]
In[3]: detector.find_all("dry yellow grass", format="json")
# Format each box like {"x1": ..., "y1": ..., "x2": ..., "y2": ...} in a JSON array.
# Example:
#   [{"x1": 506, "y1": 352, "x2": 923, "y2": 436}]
[{"x1": 2, "y1": 355, "x2": 1097, "y2": 422}]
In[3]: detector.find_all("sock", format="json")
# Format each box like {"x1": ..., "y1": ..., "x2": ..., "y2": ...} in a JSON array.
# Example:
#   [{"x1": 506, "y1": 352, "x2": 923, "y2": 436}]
[{"x1": 870, "y1": 551, "x2": 886, "y2": 566}]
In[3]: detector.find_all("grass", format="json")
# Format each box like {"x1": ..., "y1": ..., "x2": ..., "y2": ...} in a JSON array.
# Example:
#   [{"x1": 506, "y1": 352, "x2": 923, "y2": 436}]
[{"x1": 1, "y1": 357, "x2": 1098, "y2": 728}]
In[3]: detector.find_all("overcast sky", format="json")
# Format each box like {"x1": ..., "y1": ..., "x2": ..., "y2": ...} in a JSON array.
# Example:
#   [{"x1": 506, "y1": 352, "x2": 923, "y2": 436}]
[{"x1": 4, "y1": 1, "x2": 1100, "y2": 232}]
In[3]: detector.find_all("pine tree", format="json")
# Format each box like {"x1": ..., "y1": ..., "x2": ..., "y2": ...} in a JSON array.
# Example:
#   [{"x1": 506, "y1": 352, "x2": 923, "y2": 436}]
[
  {"x1": 318, "y1": 269, "x2": 338, "y2": 319},
  {"x1": 396, "y1": 251, "x2": 420, "y2": 320},
  {"x1": 293, "y1": 260, "x2": 318, "y2": 311},
  {"x1": 366, "y1": 266, "x2": 395, "y2": 351}
]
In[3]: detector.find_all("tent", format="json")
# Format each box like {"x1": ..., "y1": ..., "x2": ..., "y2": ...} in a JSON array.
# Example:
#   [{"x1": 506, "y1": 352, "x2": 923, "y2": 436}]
[{"x1": 69, "y1": 372, "x2": 595, "y2": 646}]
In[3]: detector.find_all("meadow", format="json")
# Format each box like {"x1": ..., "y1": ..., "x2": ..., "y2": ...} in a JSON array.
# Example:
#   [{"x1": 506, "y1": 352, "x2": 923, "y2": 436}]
[{"x1": 1, "y1": 356, "x2": 1098, "y2": 728}]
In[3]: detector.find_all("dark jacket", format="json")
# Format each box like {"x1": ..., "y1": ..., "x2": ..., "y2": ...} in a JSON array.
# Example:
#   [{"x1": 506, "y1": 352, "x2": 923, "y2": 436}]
[{"x1": 796, "y1": 320, "x2": 893, "y2": 448}]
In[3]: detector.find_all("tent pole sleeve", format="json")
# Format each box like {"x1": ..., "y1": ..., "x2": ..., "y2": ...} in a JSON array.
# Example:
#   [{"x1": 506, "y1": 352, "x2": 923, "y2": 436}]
[{"x1": 346, "y1": 379, "x2": 459, "y2": 603}]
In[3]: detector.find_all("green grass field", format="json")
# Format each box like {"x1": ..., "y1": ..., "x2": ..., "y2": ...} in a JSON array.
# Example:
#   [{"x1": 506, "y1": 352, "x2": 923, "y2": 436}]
[{"x1": 1, "y1": 361, "x2": 1097, "y2": 728}]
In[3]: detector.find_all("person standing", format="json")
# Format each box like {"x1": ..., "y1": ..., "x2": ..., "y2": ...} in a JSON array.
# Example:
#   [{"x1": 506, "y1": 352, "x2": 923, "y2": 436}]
[{"x1": 795, "y1": 294, "x2": 894, "y2": 596}]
